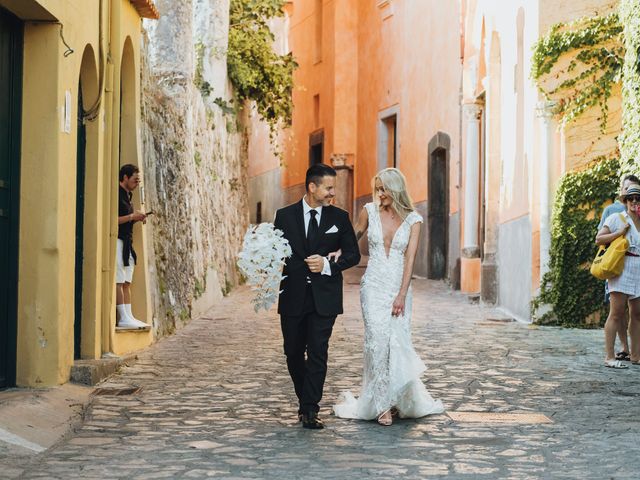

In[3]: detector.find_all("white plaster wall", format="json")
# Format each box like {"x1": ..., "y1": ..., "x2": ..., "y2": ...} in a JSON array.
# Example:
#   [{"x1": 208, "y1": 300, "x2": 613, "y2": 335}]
[{"x1": 498, "y1": 215, "x2": 532, "y2": 322}]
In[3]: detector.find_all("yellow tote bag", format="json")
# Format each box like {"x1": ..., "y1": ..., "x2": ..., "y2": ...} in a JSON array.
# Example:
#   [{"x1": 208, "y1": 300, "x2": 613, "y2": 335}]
[{"x1": 590, "y1": 213, "x2": 629, "y2": 280}]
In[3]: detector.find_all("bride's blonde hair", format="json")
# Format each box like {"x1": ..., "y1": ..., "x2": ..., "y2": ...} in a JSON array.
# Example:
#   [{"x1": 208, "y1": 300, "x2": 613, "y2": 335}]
[{"x1": 373, "y1": 168, "x2": 414, "y2": 220}]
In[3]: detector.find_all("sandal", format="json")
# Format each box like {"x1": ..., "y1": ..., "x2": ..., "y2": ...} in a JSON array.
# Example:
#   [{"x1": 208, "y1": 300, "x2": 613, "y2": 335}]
[
  {"x1": 605, "y1": 359, "x2": 629, "y2": 369},
  {"x1": 616, "y1": 351, "x2": 631, "y2": 361},
  {"x1": 377, "y1": 409, "x2": 393, "y2": 426}
]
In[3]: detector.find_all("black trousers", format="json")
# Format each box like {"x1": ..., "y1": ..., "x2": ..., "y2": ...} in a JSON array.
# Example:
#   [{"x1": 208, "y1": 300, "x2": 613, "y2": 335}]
[{"x1": 280, "y1": 285, "x2": 336, "y2": 414}]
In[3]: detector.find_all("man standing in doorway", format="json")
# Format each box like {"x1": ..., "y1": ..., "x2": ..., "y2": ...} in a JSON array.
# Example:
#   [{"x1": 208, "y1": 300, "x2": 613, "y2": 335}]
[{"x1": 116, "y1": 164, "x2": 147, "y2": 328}]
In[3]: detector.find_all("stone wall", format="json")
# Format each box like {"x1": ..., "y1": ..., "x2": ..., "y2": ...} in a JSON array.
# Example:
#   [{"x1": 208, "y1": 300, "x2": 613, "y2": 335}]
[{"x1": 141, "y1": 0, "x2": 249, "y2": 335}]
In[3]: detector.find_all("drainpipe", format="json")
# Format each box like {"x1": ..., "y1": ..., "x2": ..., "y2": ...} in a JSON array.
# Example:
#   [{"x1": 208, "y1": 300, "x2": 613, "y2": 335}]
[{"x1": 101, "y1": 0, "x2": 116, "y2": 355}]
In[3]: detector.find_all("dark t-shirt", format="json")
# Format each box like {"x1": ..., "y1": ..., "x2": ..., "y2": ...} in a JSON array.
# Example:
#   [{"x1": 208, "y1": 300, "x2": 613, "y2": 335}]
[{"x1": 118, "y1": 185, "x2": 137, "y2": 266}]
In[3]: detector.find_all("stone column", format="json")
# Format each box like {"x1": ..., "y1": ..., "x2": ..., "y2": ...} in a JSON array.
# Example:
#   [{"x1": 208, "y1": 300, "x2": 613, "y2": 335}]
[
  {"x1": 460, "y1": 102, "x2": 483, "y2": 294},
  {"x1": 462, "y1": 102, "x2": 483, "y2": 257},
  {"x1": 330, "y1": 153, "x2": 354, "y2": 217},
  {"x1": 536, "y1": 101, "x2": 556, "y2": 280}
]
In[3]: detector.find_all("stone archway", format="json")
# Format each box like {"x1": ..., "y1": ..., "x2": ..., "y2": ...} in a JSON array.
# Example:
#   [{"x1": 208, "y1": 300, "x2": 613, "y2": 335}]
[{"x1": 76, "y1": 44, "x2": 100, "y2": 359}]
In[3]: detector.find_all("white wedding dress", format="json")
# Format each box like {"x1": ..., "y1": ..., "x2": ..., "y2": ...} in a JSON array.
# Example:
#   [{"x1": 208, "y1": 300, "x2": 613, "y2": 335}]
[{"x1": 334, "y1": 203, "x2": 444, "y2": 420}]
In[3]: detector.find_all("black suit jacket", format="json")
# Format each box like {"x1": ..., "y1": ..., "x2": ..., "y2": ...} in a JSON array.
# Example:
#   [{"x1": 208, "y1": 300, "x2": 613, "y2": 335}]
[{"x1": 274, "y1": 200, "x2": 361, "y2": 316}]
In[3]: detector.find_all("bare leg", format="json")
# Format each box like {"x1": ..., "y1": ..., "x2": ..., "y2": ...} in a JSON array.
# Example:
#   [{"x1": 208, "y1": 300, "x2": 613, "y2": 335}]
[
  {"x1": 123, "y1": 282, "x2": 132, "y2": 305},
  {"x1": 605, "y1": 292, "x2": 628, "y2": 361},
  {"x1": 628, "y1": 297, "x2": 640, "y2": 363},
  {"x1": 116, "y1": 283, "x2": 124, "y2": 305},
  {"x1": 618, "y1": 313, "x2": 630, "y2": 354}
]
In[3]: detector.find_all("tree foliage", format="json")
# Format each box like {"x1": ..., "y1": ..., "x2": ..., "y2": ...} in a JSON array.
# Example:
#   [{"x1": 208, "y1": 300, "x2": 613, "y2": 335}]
[{"x1": 227, "y1": 0, "x2": 297, "y2": 136}]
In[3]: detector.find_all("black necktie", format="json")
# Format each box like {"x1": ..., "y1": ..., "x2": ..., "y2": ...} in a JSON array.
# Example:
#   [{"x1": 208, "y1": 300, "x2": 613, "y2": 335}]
[{"x1": 307, "y1": 209, "x2": 319, "y2": 250}]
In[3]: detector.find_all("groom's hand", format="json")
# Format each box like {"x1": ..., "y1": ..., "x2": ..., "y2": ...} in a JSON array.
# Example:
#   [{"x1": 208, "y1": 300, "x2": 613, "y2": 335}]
[{"x1": 305, "y1": 255, "x2": 325, "y2": 273}]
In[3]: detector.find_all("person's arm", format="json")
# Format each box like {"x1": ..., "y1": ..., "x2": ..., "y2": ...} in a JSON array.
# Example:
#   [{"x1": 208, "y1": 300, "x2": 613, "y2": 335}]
[
  {"x1": 392, "y1": 222, "x2": 421, "y2": 317},
  {"x1": 118, "y1": 211, "x2": 145, "y2": 225},
  {"x1": 328, "y1": 206, "x2": 368, "y2": 262},
  {"x1": 596, "y1": 213, "x2": 629, "y2": 245},
  {"x1": 354, "y1": 206, "x2": 369, "y2": 242},
  {"x1": 327, "y1": 212, "x2": 361, "y2": 275},
  {"x1": 596, "y1": 224, "x2": 628, "y2": 245}
]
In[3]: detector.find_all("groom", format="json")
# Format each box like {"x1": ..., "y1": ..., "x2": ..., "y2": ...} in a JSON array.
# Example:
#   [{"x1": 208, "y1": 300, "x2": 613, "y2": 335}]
[{"x1": 274, "y1": 163, "x2": 361, "y2": 429}]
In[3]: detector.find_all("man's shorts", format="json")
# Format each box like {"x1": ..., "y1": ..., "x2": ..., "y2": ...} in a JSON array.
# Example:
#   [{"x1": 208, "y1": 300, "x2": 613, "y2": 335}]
[{"x1": 116, "y1": 239, "x2": 135, "y2": 284}]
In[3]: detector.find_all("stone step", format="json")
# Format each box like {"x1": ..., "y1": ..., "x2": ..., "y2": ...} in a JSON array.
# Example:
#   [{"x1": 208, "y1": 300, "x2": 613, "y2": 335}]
[{"x1": 70, "y1": 353, "x2": 138, "y2": 386}]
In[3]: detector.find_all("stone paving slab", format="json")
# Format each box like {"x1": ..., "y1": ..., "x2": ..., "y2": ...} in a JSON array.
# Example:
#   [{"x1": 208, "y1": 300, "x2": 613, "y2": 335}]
[{"x1": 7, "y1": 267, "x2": 640, "y2": 479}]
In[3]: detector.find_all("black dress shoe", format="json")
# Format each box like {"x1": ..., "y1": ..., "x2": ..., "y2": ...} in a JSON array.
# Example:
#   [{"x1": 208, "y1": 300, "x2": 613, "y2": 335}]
[{"x1": 302, "y1": 412, "x2": 324, "y2": 429}]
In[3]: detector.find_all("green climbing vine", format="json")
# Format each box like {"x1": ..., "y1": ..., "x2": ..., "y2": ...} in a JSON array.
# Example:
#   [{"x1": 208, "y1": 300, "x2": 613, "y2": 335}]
[
  {"x1": 227, "y1": 0, "x2": 297, "y2": 138},
  {"x1": 619, "y1": 0, "x2": 640, "y2": 174},
  {"x1": 531, "y1": 156, "x2": 620, "y2": 327},
  {"x1": 531, "y1": 11, "x2": 623, "y2": 131}
]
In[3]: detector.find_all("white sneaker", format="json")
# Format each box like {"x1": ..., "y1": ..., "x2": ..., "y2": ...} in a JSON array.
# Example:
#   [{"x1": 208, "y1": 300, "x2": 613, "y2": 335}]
[{"x1": 117, "y1": 316, "x2": 148, "y2": 329}]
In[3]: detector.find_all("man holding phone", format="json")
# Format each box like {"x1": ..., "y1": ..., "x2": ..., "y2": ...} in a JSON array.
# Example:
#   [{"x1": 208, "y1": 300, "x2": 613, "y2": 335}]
[{"x1": 116, "y1": 164, "x2": 148, "y2": 328}]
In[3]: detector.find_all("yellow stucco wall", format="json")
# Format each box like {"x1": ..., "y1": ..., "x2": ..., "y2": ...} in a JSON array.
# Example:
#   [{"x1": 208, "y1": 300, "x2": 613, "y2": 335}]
[{"x1": 5, "y1": 0, "x2": 153, "y2": 387}]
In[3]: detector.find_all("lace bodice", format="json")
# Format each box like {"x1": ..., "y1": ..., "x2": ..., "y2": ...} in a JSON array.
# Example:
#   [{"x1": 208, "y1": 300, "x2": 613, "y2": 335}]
[
  {"x1": 362, "y1": 203, "x2": 423, "y2": 290},
  {"x1": 366, "y1": 203, "x2": 423, "y2": 259}
]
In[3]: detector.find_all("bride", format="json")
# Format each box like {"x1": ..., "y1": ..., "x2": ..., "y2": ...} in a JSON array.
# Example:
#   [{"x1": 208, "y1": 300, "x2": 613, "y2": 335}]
[{"x1": 333, "y1": 168, "x2": 444, "y2": 426}]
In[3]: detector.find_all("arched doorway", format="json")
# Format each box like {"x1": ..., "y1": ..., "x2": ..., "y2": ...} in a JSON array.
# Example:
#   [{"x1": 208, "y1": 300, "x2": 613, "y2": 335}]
[
  {"x1": 118, "y1": 36, "x2": 149, "y2": 327},
  {"x1": 427, "y1": 133, "x2": 450, "y2": 280},
  {"x1": 75, "y1": 45, "x2": 99, "y2": 359}
]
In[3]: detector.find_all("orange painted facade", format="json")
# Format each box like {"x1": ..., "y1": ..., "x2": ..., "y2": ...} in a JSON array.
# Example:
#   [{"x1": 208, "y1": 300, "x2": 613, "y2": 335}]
[
  {"x1": 282, "y1": 0, "x2": 462, "y2": 278},
  {"x1": 248, "y1": 0, "x2": 621, "y2": 320}
]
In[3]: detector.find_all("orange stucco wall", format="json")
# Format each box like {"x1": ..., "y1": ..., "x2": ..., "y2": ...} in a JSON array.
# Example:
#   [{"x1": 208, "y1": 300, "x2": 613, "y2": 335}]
[
  {"x1": 356, "y1": 0, "x2": 462, "y2": 207},
  {"x1": 286, "y1": 0, "x2": 461, "y2": 212}
]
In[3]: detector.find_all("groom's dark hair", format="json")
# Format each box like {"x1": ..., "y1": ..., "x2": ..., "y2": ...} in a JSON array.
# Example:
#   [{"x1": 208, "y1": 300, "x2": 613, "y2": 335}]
[{"x1": 305, "y1": 163, "x2": 336, "y2": 191}]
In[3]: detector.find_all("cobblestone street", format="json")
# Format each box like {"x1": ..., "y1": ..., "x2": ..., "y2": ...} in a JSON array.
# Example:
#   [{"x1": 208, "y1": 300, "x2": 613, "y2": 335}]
[{"x1": 8, "y1": 266, "x2": 640, "y2": 479}]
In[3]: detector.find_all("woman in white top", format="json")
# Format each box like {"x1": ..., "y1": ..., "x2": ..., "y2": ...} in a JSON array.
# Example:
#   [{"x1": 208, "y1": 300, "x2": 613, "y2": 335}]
[{"x1": 596, "y1": 184, "x2": 640, "y2": 368}]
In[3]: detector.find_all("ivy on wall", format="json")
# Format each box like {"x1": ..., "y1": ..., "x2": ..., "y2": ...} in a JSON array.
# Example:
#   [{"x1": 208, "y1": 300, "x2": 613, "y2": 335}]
[
  {"x1": 531, "y1": 156, "x2": 620, "y2": 326},
  {"x1": 531, "y1": 12, "x2": 623, "y2": 132},
  {"x1": 227, "y1": 0, "x2": 297, "y2": 138},
  {"x1": 619, "y1": 0, "x2": 640, "y2": 174}
]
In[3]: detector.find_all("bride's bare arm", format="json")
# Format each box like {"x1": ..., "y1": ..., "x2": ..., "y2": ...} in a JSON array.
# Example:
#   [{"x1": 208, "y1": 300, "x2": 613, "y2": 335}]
[
  {"x1": 329, "y1": 206, "x2": 368, "y2": 261},
  {"x1": 354, "y1": 206, "x2": 369, "y2": 242},
  {"x1": 392, "y1": 222, "x2": 421, "y2": 316}
]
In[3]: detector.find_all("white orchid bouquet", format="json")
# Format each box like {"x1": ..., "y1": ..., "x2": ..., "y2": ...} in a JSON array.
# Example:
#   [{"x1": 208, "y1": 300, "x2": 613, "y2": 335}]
[{"x1": 237, "y1": 223, "x2": 292, "y2": 312}]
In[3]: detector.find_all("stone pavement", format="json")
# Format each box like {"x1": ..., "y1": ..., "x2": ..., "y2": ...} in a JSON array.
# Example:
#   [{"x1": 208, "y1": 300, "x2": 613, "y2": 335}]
[{"x1": 7, "y1": 265, "x2": 640, "y2": 479}]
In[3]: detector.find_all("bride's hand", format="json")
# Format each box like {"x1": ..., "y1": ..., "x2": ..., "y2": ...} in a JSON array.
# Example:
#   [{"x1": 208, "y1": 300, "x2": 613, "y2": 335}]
[
  {"x1": 392, "y1": 294, "x2": 406, "y2": 317},
  {"x1": 327, "y1": 249, "x2": 342, "y2": 262}
]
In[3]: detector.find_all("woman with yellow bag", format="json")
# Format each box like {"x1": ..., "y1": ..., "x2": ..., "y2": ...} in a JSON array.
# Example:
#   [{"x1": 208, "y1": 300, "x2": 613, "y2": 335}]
[{"x1": 596, "y1": 184, "x2": 640, "y2": 369}]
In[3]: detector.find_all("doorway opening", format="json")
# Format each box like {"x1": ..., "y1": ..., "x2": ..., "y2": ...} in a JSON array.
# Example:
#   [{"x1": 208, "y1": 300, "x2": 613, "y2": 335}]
[
  {"x1": 0, "y1": 7, "x2": 22, "y2": 389},
  {"x1": 428, "y1": 147, "x2": 449, "y2": 280},
  {"x1": 309, "y1": 129, "x2": 324, "y2": 165},
  {"x1": 74, "y1": 80, "x2": 87, "y2": 359}
]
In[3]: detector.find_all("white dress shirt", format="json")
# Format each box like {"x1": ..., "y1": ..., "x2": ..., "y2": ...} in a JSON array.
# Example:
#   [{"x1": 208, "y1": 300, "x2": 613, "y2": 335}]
[{"x1": 302, "y1": 196, "x2": 332, "y2": 276}]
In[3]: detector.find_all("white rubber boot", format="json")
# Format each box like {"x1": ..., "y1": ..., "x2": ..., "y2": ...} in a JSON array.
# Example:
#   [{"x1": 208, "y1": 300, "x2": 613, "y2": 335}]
[
  {"x1": 125, "y1": 304, "x2": 147, "y2": 327},
  {"x1": 116, "y1": 304, "x2": 146, "y2": 328}
]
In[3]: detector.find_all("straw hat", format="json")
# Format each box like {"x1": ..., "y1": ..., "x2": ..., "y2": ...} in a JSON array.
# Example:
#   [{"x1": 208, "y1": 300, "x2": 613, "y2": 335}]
[{"x1": 620, "y1": 184, "x2": 640, "y2": 201}]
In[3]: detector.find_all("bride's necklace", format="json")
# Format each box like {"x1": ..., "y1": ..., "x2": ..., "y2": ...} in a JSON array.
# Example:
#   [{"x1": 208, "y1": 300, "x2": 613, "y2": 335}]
[{"x1": 381, "y1": 207, "x2": 396, "y2": 220}]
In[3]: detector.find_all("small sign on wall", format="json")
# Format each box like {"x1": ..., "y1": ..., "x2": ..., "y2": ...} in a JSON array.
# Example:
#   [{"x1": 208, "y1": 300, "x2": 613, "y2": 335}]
[{"x1": 62, "y1": 90, "x2": 71, "y2": 134}]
